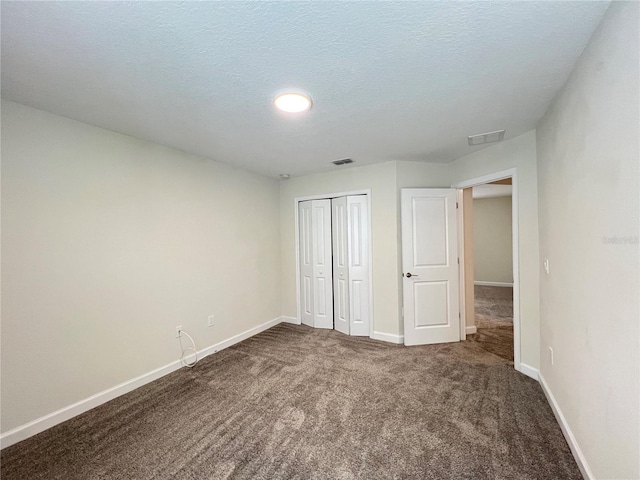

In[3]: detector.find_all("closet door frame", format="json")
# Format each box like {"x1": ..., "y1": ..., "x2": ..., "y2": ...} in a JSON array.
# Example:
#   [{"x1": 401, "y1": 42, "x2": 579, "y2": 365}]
[{"x1": 294, "y1": 189, "x2": 373, "y2": 338}]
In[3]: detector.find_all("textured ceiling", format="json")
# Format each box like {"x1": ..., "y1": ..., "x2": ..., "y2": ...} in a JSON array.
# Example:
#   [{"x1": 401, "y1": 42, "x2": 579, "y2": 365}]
[{"x1": 1, "y1": 1, "x2": 609, "y2": 178}]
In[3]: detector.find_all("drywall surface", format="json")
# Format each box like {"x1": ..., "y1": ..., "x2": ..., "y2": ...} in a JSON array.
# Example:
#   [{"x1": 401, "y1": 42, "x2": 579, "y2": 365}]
[
  {"x1": 473, "y1": 196, "x2": 513, "y2": 284},
  {"x1": 0, "y1": 2, "x2": 610, "y2": 177},
  {"x1": 280, "y1": 162, "x2": 398, "y2": 336},
  {"x1": 280, "y1": 161, "x2": 451, "y2": 338},
  {"x1": 1, "y1": 100, "x2": 281, "y2": 432},
  {"x1": 449, "y1": 130, "x2": 540, "y2": 370},
  {"x1": 536, "y1": 2, "x2": 639, "y2": 478}
]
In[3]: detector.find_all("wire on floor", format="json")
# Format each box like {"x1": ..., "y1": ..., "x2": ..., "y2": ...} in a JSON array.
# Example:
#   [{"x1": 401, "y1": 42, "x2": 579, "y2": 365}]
[{"x1": 178, "y1": 330, "x2": 199, "y2": 368}]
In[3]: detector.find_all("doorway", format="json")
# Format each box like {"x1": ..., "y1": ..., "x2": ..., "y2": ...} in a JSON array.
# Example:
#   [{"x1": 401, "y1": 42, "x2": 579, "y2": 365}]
[
  {"x1": 295, "y1": 190, "x2": 374, "y2": 337},
  {"x1": 467, "y1": 181, "x2": 514, "y2": 361},
  {"x1": 453, "y1": 168, "x2": 522, "y2": 372}
]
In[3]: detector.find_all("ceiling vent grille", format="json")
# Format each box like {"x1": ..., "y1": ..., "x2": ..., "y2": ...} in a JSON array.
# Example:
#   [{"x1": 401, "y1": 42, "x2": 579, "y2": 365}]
[
  {"x1": 332, "y1": 158, "x2": 354, "y2": 166},
  {"x1": 468, "y1": 129, "x2": 505, "y2": 146}
]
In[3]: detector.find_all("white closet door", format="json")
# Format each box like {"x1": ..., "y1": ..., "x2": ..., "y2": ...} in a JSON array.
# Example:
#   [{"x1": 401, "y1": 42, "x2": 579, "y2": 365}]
[
  {"x1": 298, "y1": 201, "x2": 314, "y2": 327},
  {"x1": 347, "y1": 195, "x2": 370, "y2": 336},
  {"x1": 312, "y1": 199, "x2": 333, "y2": 329},
  {"x1": 332, "y1": 197, "x2": 350, "y2": 335}
]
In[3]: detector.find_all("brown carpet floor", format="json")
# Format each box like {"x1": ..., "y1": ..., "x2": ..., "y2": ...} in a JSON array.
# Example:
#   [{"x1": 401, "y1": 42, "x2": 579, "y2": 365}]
[
  {"x1": 469, "y1": 286, "x2": 514, "y2": 362},
  {"x1": 1, "y1": 323, "x2": 580, "y2": 479}
]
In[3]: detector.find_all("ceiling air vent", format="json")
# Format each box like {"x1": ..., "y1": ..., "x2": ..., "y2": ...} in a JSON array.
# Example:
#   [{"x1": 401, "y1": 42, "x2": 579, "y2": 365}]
[
  {"x1": 468, "y1": 129, "x2": 505, "y2": 146},
  {"x1": 332, "y1": 158, "x2": 354, "y2": 166}
]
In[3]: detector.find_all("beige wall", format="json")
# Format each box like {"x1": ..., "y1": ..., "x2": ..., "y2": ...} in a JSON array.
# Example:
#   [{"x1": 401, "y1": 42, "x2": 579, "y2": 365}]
[
  {"x1": 280, "y1": 161, "x2": 450, "y2": 338},
  {"x1": 280, "y1": 162, "x2": 398, "y2": 336},
  {"x1": 449, "y1": 130, "x2": 540, "y2": 370},
  {"x1": 1, "y1": 100, "x2": 281, "y2": 432},
  {"x1": 536, "y1": 2, "x2": 639, "y2": 478},
  {"x1": 472, "y1": 195, "x2": 513, "y2": 284}
]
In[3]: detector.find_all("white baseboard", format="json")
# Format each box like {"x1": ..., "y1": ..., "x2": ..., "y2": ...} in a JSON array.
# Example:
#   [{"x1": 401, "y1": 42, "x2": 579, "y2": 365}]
[
  {"x1": 518, "y1": 362, "x2": 539, "y2": 381},
  {"x1": 371, "y1": 331, "x2": 404, "y2": 344},
  {"x1": 465, "y1": 326, "x2": 477, "y2": 335},
  {"x1": 474, "y1": 281, "x2": 514, "y2": 287},
  {"x1": 539, "y1": 372, "x2": 593, "y2": 480},
  {"x1": 0, "y1": 316, "x2": 284, "y2": 450},
  {"x1": 1, "y1": 356, "x2": 184, "y2": 450},
  {"x1": 281, "y1": 316, "x2": 300, "y2": 325}
]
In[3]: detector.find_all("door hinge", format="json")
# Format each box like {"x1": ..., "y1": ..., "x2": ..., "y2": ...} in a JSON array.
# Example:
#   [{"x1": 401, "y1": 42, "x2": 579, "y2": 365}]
[
  {"x1": 456, "y1": 202, "x2": 459, "y2": 209},
  {"x1": 457, "y1": 257, "x2": 460, "y2": 265}
]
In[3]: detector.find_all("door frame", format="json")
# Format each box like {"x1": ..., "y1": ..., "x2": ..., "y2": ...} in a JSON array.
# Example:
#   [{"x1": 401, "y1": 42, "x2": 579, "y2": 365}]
[
  {"x1": 456, "y1": 189, "x2": 467, "y2": 342},
  {"x1": 452, "y1": 168, "x2": 522, "y2": 372},
  {"x1": 293, "y1": 189, "x2": 374, "y2": 338}
]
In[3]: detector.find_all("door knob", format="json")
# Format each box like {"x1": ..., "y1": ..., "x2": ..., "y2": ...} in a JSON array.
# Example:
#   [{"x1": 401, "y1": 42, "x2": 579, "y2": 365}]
[{"x1": 405, "y1": 272, "x2": 418, "y2": 278}]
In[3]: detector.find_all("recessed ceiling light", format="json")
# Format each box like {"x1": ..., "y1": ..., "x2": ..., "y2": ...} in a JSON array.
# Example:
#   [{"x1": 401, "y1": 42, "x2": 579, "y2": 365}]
[{"x1": 274, "y1": 90, "x2": 313, "y2": 113}]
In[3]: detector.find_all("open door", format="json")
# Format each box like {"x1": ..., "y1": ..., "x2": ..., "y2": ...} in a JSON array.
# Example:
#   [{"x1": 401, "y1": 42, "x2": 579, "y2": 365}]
[{"x1": 401, "y1": 188, "x2": 460, "y2": 346}]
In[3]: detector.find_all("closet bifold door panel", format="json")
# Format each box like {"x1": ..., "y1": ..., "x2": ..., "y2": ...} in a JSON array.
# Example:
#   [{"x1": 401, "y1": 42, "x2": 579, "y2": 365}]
[
  {"x1": 299, "y1": 199, "x2": 334, "y2": 329},
  {"x1": 346, "y1": 195, "x2": 370, "y2": 336},
  {"x1": 331, "y1": 195, "x2": 370, "y2": 336},
  {"x1": 298, "y1": 201, "x2": 314, "y2": 327},
  {"x1": 311, "y1": 199, "x2": 334, "y2": 329},
  {"x1": 299, "y1": 195, "x2": 368, "y2": 334},
  {"x1": 332, "y1": 197, "x2": 350, "y2": 335}
]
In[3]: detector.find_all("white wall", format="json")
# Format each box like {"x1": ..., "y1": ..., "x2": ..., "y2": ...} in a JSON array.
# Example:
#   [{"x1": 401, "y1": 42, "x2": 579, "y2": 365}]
[
  {"x1": 280, "y1": 162, "x2": 398, "y2": 337},
  {"x1": 280, "y1": 161, "x2": 450, "y2": 338},
  {"x1": 449, "y1": 130, "x2": 540, "y2": 371},
  {"x1": 473, "y1": 195, "x2": 513, "y2": 284},
  {"x1": 536, "y1": 2, "x2": 639, "y2": 478},
  {"x1": 1, "y1": 100, "x2": 281, "y2": 433}
]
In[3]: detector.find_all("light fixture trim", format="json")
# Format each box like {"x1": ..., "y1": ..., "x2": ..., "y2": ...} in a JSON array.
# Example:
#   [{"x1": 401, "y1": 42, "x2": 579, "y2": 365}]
[{"x1": 273, "y1": 90, "x2": 313, "y2": 113}]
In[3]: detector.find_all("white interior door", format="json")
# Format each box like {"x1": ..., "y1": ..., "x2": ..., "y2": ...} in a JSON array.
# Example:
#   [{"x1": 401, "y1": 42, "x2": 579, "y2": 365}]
[
  {"x1": 332, "y1": 197, "x2": 349, "y2": 335},
  {"x1": 312, "y1": 199, "x2": 333, "y2": 329},
  {"x1": 299, "y1": 201, "x2": 314, "y2": 327},
  {"x1": 401, "y1": 188, "x2": 460, "y2": 346},
  {"x1": 347, "y1": 195, "x2": 370, "y2": 336}
]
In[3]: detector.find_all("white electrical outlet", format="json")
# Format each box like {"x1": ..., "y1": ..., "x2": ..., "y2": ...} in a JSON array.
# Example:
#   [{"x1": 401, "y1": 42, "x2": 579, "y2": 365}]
[
  {"x1": 549, "y1": 346, "x2": 554, "y2": 366},
  {"x1": 176, "y1": 325, "x2": 182, "y2": 338},
  {"x1": 208, "y1": 315, "x2": 215, "y2": 327}
]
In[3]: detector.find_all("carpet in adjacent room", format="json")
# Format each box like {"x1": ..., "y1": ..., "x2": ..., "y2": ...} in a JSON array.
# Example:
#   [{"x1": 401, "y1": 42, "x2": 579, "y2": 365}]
[{"x1": 469, "y1": 285, "x2": 514, "y2": 361}]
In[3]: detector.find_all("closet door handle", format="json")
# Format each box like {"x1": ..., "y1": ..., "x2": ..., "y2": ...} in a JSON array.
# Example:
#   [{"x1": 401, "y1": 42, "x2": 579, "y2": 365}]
[{"x1": 405, "y1": 272, "x2": 418, "y2": 278}]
